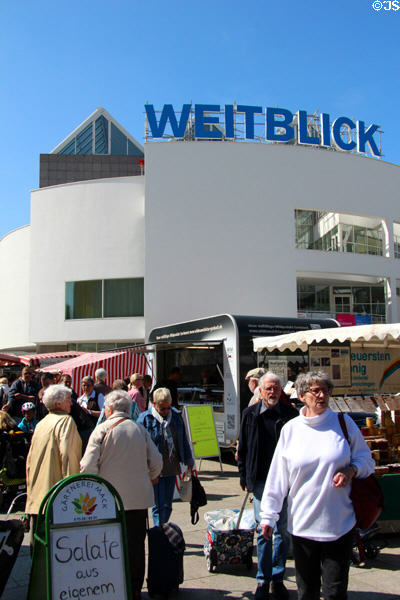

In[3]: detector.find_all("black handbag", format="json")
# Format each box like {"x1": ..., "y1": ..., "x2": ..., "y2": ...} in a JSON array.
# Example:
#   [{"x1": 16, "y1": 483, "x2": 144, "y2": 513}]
[
  {"x1": 338, "y1": 413, "x2": 384, "y2": 530},
  {"x1": 190, "y1": 474, "x2": 207, "y2": 525}
]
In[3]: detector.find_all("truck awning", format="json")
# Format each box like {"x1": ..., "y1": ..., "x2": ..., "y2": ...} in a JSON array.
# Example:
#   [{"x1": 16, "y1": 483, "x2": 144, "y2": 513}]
[{"x1": 253, "y1": 323, "x2": 400, "y2": 353}]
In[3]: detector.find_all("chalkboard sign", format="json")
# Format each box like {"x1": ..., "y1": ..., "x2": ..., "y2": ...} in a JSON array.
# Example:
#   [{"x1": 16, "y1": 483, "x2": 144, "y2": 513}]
[
  {"x1": 184, "y1": 405, "x2": 219, "y2": 459},
  {"x1": 28, "y1": 474, "x2": 131, "y2": 600},
  {"x1": 51, "y1": 523, "x2": 126, "y2": 599}
]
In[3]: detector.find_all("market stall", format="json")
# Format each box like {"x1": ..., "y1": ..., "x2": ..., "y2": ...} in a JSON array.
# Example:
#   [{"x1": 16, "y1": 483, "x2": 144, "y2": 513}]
[
  {"x1": 253, "y1": 323, "x2": 400, "y2": 395},
  {"x1": 41, "y1": 349, "x2": 147, "y2": 393},
  {"x1": 253, "y1": 323, "x2": 400, "y2": 525}
]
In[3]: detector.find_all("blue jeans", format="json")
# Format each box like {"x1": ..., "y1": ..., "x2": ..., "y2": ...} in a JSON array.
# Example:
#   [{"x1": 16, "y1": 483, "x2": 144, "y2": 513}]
[
  {"x1": 152, "y1": 476, "x2": 176, "y2": 526},
  {"x1": 253, "y1": 480, "x2": 289, "y2": 584}
]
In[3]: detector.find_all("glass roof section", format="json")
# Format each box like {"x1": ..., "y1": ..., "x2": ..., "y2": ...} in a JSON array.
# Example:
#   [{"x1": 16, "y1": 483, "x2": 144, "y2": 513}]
[{"x1": 51, "y1": 108, "x2": 144, "y2": 157}]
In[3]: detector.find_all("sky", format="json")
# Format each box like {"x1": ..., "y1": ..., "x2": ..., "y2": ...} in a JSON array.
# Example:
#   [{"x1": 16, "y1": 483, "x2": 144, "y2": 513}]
[{"x1": 1, "y1": 0, "x2": 399, "y2": 239}]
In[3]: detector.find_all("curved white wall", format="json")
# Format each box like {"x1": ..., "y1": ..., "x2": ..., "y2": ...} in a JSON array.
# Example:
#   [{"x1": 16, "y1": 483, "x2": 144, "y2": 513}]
[
  {"x1": 145, "y1": 142, "x2": 400, "y2": 334},
  {"x1": 0, "y1": 226, "x2": 33, "y2": 350},
  {"x1": 29, "y1": 176, "x2": 145, "y2": 345}
]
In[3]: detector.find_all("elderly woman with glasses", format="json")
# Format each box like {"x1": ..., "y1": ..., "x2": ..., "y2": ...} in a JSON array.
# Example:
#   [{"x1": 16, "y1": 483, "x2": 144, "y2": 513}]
[
  {"x1": 260, "y1": 370, "x2": 375, "y2": 600},
  {"x1": 137, "y1": 387, "x2": 194, "y2": 526}
]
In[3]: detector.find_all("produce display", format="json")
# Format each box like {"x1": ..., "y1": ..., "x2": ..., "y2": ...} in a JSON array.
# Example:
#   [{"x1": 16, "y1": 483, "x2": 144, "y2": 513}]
[{"x1": 329, "y1": 395, "x2": 400, "y2": 476}]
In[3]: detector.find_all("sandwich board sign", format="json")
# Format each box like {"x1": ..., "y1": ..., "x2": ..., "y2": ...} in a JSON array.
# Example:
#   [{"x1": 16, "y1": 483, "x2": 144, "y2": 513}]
[
  {"x1": 183, "y1": 404, "x2": 222, "y2": 471},
  {"x1": 28, "y1": 474, "x2": 131, "y2": 600}
]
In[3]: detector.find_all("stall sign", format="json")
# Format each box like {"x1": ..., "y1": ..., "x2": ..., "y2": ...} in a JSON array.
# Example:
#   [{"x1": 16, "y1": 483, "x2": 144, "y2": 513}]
[
  {"x1": 268, "y1": 359, "x2": 288, "y2": 384},
  {"x1": 309, "y1": 345, "x2": 351, "y2": 388},
  {"x1": 50, "y1": 523, "x2": 126, "y2": 600},
  {"x1": 52, "y1": 479, "x2": 116, "y2": 524},
  {"x1": 348, "y1": 347, "x2": 400, "y2": 395},
  {"x1": 184, "y1": 405, "x2": 219, "y2": 459}
]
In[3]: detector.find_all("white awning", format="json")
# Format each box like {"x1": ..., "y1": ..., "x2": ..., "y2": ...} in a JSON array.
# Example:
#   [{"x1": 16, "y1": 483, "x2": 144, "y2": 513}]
[{"x1": 253, "y1": 323, "x2": 400, "y2": 353}]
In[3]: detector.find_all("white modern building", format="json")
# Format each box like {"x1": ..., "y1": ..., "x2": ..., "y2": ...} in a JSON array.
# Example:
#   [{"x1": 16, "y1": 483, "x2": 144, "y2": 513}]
[{"x1": 1, "y1": 107, "x2": 399, "y2": 353}]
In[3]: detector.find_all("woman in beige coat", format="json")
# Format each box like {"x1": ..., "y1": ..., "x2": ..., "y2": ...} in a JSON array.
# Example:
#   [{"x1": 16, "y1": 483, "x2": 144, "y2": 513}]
[
  {"x1": 26, "y1": 385, "x2": 82, "y2": 523},
  {"x1": 80, "y1": 390, "x2": 162, "y2": 600}
]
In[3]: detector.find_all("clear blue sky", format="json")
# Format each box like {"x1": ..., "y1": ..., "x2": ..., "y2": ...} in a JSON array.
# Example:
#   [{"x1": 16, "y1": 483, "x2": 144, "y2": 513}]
[{"x1": 1, "y1": 0, "x2": 399, "y2": 238}]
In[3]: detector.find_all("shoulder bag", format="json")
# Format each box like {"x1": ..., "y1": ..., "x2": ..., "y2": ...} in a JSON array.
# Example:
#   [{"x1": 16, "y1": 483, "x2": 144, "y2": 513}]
[{"x1": 338, "y1": 412, "x2": 384, "y2": 530}]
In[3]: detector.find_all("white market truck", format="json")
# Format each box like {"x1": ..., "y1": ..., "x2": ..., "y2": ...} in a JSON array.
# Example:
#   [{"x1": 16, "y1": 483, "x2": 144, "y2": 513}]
[{"x1": 146, "y1": 314, "x2": 337, "y2": 448}]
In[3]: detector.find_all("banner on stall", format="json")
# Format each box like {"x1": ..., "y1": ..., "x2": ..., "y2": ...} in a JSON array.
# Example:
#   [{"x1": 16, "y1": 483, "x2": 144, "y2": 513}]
[
  {"x1": 347, "y1": 347, "x2": 400, "y2": 395},
  {"x1": 309, "y1": 345, "x2": 352, "y2": 389}
]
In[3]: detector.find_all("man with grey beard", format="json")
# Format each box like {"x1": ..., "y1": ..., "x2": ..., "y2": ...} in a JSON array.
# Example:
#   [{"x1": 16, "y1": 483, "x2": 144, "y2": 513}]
[{"x1": 238, "y1": 372, "x2": 298, "y2": 600}]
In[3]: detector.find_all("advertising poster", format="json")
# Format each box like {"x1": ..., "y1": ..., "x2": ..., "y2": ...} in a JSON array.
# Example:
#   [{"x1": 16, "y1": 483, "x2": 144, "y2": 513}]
[
  {"x1": 268, "y1": 359, "x2": 288, "y2": 384},
  {"x1": 309, "y1": 345, "x2": 351, "y2": 388},
  {"x1": 347, "y1": 347, "x2": 400, "y2": 395}
]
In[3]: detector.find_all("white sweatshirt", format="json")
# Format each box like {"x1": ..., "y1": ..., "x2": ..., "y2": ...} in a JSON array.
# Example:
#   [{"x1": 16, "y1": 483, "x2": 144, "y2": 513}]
[{"x1": 260, "y1": 407, "x2": 375, "y2": 541}]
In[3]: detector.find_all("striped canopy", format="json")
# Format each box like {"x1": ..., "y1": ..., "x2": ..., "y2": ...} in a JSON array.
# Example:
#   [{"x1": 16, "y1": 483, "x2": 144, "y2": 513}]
[
  {"x1": 41, "y1": 349, "x2": 147, "y2": 394},
  {"x1": 0, "y1": 351, "x2": 84, "y2": 368}
]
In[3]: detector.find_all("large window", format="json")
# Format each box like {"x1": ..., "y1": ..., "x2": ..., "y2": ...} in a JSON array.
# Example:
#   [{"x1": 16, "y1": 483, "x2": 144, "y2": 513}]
[
  {"x1": 295, "y1": 210, "x2": 385, "y2": 256},
  {"x1": 297, "y1": 282, "x2": 386, "y2": 322},
  {"x1": 65, "y1": 278, "x2": 144, "y2": 319}
]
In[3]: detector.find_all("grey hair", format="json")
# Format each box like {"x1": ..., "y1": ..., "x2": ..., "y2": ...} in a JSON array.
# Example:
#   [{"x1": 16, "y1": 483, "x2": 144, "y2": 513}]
[
  {"x1": 81, "y1": 376, "x2": 94, "y2": 386},
  {"x1": 259, "y1": 371, "x2": 282, "y2": 389},
  {"x1": 153, "y1": 387, "x2": 172, "y2": 405},
  {"x1": 95, "y1": 368, "x2": 107, "y2": 381},
  {"x1": 104, "y1": 390, "x2": 132, "y2": 414},
  {"x1": 295, "y1": 370, "x2": 333, "y2": 397},
  {"x1": 43, "y1": 384, "x2": 72, "y2": 410}
]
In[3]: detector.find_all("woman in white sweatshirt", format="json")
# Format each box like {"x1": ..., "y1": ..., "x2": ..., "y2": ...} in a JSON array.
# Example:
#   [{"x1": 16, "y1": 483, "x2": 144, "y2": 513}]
[{"x1": 260, "y1": 370, "x2": 374, "y2": 600}]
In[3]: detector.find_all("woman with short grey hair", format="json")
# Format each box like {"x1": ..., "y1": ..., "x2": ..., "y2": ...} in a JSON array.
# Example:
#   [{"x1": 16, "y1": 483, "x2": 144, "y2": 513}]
[
  {"x1": 104, "y1": 390, "x2": 132, "y2": 414},
  {"x1": 137, "y1": 387, "x2": 194, "y2": 526},
  {"x1": 260, "y1": 370, "x2": 374, "y2": 600},
  {"x1": 26, "y1": 385, "x2": 81, "y2": 519},
  {"x1": 42, "y1": 383, "x2": 72, "y2": 411},
  {"x1": 294, "y1": 370, "x2": 333, "y2": 398},
  {"x1": 81, "y1": 389, "x2": 162, "y2": 600}
]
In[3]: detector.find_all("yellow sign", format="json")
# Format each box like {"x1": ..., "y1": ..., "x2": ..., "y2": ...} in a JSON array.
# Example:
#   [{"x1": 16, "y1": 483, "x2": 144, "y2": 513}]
[{"x1": 185, "y1": 405, "x2": 219, "y2": 459}]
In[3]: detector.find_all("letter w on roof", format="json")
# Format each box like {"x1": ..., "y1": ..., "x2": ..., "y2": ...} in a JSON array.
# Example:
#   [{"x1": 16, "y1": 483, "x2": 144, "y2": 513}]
[{"x1": 145, "y1": 104, "x2": 191, "y2": 138}]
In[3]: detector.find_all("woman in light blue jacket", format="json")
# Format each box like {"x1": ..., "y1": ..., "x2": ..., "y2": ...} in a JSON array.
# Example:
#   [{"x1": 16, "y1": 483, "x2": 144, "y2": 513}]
[{"x1": 137, "y1": 387, "x2": 194, "y2": 525}]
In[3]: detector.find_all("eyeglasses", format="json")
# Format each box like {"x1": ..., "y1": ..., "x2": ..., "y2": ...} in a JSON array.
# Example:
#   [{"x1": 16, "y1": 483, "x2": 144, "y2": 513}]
[{"x1": 307, "y1": 387, "x2": 330, "y2": 397}]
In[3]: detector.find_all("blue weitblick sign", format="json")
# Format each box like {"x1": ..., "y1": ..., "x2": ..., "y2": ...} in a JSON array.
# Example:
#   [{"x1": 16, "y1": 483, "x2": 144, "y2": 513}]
[{"x1": 145, "y1": 103, "x2": 382, "y2": 157}]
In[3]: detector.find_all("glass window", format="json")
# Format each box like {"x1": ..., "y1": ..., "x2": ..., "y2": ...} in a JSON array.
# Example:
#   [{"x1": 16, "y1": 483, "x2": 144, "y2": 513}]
[
  {"x1": 104, "y1": 278, "x2": 144, "y2": 317},
  {"x1": 65, "y1": 281, "x2": 102, "y2": 319},
  {"x1": 76, "y1": 343, "x2": 97, "y2": 351},
  {"x1": 66, "y1": 278, "x2": 144, "y2": 319}
]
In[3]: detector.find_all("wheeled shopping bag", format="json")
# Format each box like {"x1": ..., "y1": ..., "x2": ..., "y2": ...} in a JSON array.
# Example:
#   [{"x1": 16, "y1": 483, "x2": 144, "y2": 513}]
[
  {"x1": 203, "y1": 492, "x2": 255, "y2": 572},
  {"x1": 147, "y1": 522, "x2": 185, "y2": 597}
]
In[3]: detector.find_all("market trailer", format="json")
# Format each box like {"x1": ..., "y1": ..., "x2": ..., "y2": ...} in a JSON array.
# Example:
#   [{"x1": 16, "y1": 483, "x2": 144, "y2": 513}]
[{"x1": 148, "y1": 314, "x2": 337, "y2": 447}]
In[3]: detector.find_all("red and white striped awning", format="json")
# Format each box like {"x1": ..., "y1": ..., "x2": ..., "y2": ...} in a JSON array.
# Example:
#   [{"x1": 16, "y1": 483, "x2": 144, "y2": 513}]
[
  {"x1": 41, "y1": 350, "x2": 147, "y2": 393},
  {"x1": 0, "y1": 351, "x2": 85, "y2": 368},
  {"x1": 17, "y1": 351, "x2": 85, "y2": 368},
  {"x1": 0, "y1": 353, "x2": 25, "y2": 366}
]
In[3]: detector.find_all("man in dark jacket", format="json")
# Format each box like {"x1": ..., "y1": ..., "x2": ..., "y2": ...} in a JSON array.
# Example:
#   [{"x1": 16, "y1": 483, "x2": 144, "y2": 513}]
[
  {"x1": 238, "y1": 372, "x2": 298, "y2": 600},
  {"x1": 4, "y1": 367, "x2": 39, "y2": 424}
]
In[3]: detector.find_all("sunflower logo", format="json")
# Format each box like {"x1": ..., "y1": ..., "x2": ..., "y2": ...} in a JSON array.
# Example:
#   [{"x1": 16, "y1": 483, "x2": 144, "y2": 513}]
[{"x1": 72, "y1": 492, "x2": 97, "y2": 515}]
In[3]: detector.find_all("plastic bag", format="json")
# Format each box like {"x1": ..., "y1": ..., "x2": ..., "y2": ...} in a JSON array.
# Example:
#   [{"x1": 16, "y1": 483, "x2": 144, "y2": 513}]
[
  {"x1": 204, "y1": 508, "x2": 255, "y2": 530},
  {"x1": 178, "y1": 473, "x2": 192, "y2": 502}
]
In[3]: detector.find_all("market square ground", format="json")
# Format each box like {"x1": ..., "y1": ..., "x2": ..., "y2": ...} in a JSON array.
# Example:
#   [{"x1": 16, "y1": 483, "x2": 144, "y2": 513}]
[{"x1": 2, "y1": 458, "x2": 400, "y2": 599}]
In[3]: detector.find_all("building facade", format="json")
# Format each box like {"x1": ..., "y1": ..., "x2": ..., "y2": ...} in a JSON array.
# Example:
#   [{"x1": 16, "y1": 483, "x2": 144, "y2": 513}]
[{"x1": 1, "y1": 107, "x2": 399, "y2": 352}]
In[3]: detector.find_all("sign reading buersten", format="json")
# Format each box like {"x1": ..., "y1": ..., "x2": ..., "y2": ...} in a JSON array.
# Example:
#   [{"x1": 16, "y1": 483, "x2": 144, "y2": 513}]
[{"x1": 145, "y1": 103, "x2": 382, "y2": 157}]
